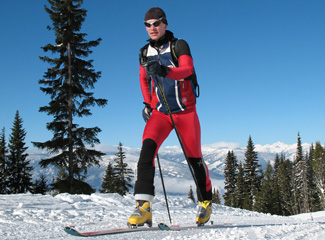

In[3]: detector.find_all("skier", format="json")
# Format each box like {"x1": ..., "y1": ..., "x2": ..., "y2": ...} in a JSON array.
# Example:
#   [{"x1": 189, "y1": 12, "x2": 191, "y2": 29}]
[{"x1": 128, "y1": 7, "x2": 212, "y2": 227}]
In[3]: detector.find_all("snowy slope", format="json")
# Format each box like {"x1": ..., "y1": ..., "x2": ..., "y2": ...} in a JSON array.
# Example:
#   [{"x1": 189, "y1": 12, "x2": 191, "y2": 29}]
[
  {"x1": 27, "y1": 141, "x2": 310, "y2": 198},
  {"x1": 0, "y1": 193, "x2": 324, "y2": 239}
]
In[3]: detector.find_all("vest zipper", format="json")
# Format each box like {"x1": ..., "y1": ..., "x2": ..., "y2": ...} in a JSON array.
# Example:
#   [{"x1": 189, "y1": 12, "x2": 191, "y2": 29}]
[{"x1": 155, "y1": 47, "x2": 164, "y2": 93}]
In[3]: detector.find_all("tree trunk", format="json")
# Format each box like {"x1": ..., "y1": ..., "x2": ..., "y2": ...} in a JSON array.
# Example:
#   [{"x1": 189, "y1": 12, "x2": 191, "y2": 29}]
[{"x1": 67, "y1": 41, "x2": 73, "y2": 193}]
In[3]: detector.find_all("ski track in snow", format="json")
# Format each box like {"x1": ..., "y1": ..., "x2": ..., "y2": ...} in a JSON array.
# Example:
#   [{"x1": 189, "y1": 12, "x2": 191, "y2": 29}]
[{"x1": 1, "y1": 193, "x2": 325, "y2": 239}]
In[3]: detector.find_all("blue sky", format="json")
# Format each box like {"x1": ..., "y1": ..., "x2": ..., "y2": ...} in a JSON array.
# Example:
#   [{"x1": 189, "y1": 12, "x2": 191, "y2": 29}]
[{"x1": 0, "y1": 0, "x2": 324, "y2": 150}]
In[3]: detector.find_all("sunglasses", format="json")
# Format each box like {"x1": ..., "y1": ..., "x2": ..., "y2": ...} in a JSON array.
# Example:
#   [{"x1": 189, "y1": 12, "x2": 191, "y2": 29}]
[{"x1": 144, "y1": 18, "x2": 164, "y2": 28}]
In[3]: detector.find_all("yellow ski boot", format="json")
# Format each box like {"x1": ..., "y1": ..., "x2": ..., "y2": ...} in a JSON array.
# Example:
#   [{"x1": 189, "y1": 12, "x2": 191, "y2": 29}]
[
  {"x1": 196, "y1": 200, "x2": 212, "y2": 226},
  {"x1": 127, "y1": 201, "x2": 152, "y2": 228}
]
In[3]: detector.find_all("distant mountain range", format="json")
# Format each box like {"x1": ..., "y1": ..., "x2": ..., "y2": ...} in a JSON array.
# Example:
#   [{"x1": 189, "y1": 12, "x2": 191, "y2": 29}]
[{"x1": 27, "y1": 141, "x2": 310, "y2": 196}]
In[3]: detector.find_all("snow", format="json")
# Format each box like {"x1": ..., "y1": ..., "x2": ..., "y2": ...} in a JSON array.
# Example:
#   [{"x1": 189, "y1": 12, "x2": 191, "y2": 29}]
[
  {"x1": 7, "y1": 141, "x2": 322, "y2": 239},
  {"x1": 1, "y1": 193, "x2": 325, "y2": 239}
]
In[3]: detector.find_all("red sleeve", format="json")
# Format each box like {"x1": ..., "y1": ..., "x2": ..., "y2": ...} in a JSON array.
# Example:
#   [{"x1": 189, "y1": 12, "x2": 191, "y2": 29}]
[
  {"x1": 139, "y1": 64, "x2": 151, "y2": 104},
  {"x1": 165, "y1": 54, "x2": 194, "y2": 80}
]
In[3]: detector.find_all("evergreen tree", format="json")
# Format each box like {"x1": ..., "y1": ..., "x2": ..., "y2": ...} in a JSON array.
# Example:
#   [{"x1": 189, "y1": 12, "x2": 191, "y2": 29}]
[
  {"x1": 100, "y1": 162, "x2": 116, "y2": 193},
  {"x1": 292, "y1": 133, "x2": 305, "y2": 214},
  {"x1": 302, "y1": 152, "x2": 311, "y2": 212},
  {"x1": 188, "y1": 185, "x2": 195, "y2": 203},
  {"x1": 7, "y1": 111, "x2": 33, "y2": 194},
  {"x1": 307, "y1": 144, "x2": 321, "y2": 212},
  {"x1": 212, "y1": 188, "x2": 221, "y2": 204},
  {"x1": 32, "y1": 0, "x2": 107, "y2": 194},
  {"x1": 57, "y1": 166, "x2": 69, "y2": 182},
  {"x1": 277, "y1": 154, "x2": 294, "y2": 215},
  {"x1": 272, "y1": 153, "x2": 284, "y2": 215},
  {"x1": 33, "y1": 174, "x2": 49, "y2": 195},
  {"x1": 233, "y1": 163, "x2": 246, "y2": 208},
  {"x1": 243, "y1": 136, "x2": 262, "y2": 210},
  {"x1": 254, "y1": 161, "x2": 275, "y2": 214},
  {"x1": 112, "y1": 142, "x2": 134, "y2": 196},
  {"x1": 0, "y1": 127, "x2": 8, "y2": 194},
  {"x1": 223, "y1": 150, "x2": 238, "y2": 207},
  {"x1": 313, "y1": 142, "x2": 325, "y2": 209}
]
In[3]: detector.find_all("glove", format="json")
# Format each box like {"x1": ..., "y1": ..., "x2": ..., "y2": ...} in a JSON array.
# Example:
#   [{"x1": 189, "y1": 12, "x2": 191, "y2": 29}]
[
  {"x1": 145, "y1": 60, "x2": 170, "y2": 77},
  {"x1": 142, "y1": 102, "x2": 152, "y2": 123}
]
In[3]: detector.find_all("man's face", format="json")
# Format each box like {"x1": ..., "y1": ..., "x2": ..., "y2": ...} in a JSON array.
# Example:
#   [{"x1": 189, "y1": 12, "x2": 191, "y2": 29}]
[{"x1": 145, "y1": 18, "x2": 167, "y2": 41}]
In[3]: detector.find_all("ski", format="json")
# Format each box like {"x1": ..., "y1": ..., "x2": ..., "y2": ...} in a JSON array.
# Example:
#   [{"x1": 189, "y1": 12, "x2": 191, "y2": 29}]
[
  {"x1": 64, "y1": 222, "x2": 233, "y2": 237},
  {"x1": 158, "y1": 222, "x2": 232, "y2": 231},
  {"x1": 64, "y1": 225, "x2": 160, "y2": 237}
]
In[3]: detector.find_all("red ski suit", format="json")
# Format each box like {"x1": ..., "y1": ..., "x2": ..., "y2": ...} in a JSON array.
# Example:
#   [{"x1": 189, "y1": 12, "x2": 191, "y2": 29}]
[{"x1": 134, "y1": 31, "x2": 212, "y2": 202}]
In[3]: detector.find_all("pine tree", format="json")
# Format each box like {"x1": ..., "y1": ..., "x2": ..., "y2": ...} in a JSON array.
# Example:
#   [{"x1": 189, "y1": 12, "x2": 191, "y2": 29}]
[
  {"x1": 233, "y1": 163, "x2": 246, "y2": 208},
  {"x1": 292, "y1": 132, "x2": 305, "y2": 214},
  {"x1": 188, "y1": 185, "x2": 195, "y2": 203},
  {"x1": 272, "y1": 153, "x2": 283, "y2": 215},
  {"x1": 243, "y1": 136, "x2": 262, "y2": 210},
  {"x1": 212, "y1": 188, "x2": 221, "y2": 204},
  {"x1": 277, "y1": 154, "x2": 294, "y2": 215},
  {"x1": 100, "y1": 162, "x2": 116, "y2": 193},
  {"x1": 313, "y1": 142, "x2": 325, "y2": 209},
  {"x1": 254, "y1": 161, "x2": 275, "y2": 214},
  {"x1": 32, "y1": 0, "x2": 107, "y2": 194},
  {"x1": 302, "y1": 152, "x2": 311, "y2": 212},
  {"x1": 33, "y1": 174, "x2": 49, "y2": 195},
  {"x1": 57, "y1": 166, "x2": 69, "y2": 182},
  {"x1": 0, "y1": 127, "x2": 8, "y2": 194},
  {"x1": 291, "y1": 133, "x2": 318, "y2": 214},
  {"x1": 112, "y1": 142, "x2": 134, "y2": 196},
  {"x1": 223, "y1": 150, "x2": 238, "y2": 207},
  {"x1": 307, "y1": 144, "x2": 321, "y2": 212},
  {"x1": 7, "y1": 111, "x2": 33, "y2": 194}
]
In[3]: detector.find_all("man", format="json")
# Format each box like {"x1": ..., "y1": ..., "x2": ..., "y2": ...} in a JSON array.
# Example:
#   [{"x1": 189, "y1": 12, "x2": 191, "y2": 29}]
[{"x1": 128, "y1": 7, "x2": 212, "y2": 227}]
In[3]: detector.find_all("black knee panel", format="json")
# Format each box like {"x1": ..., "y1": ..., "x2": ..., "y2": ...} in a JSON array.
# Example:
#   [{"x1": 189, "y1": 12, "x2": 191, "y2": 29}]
[
  {"x1": 138, "y1": 138, "x2": 157, "y2": 166},
  {"x1": 189, "y1": 157, "x2": 212, "y2": 201},
  {"x1": 134, "y1": 138, "x2": 158, "y2": 195}
]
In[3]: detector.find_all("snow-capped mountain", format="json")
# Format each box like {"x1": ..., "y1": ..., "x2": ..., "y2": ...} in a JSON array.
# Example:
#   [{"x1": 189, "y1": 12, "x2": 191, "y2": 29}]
[{"x1": 27, "y1": 141, "x2": 310, "y2": 196}]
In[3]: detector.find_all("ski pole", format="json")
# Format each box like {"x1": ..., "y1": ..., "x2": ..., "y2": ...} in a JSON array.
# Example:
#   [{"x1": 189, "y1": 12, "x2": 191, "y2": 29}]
[
  {"x1": 156, "y1": 154, "x2": 172, "y2": 224},
  {"x1": 152, "y1": 74, "x2": 204, "y2": 201}
]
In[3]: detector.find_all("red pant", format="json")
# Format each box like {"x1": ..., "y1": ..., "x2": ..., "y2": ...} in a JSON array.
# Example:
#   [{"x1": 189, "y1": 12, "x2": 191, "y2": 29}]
[
  {"x1": 134, "y1": 107, "x2": 212, "y2": 201},
  {"x1": 143, "y1": 107, "x2": 202, "y2": 159}
]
